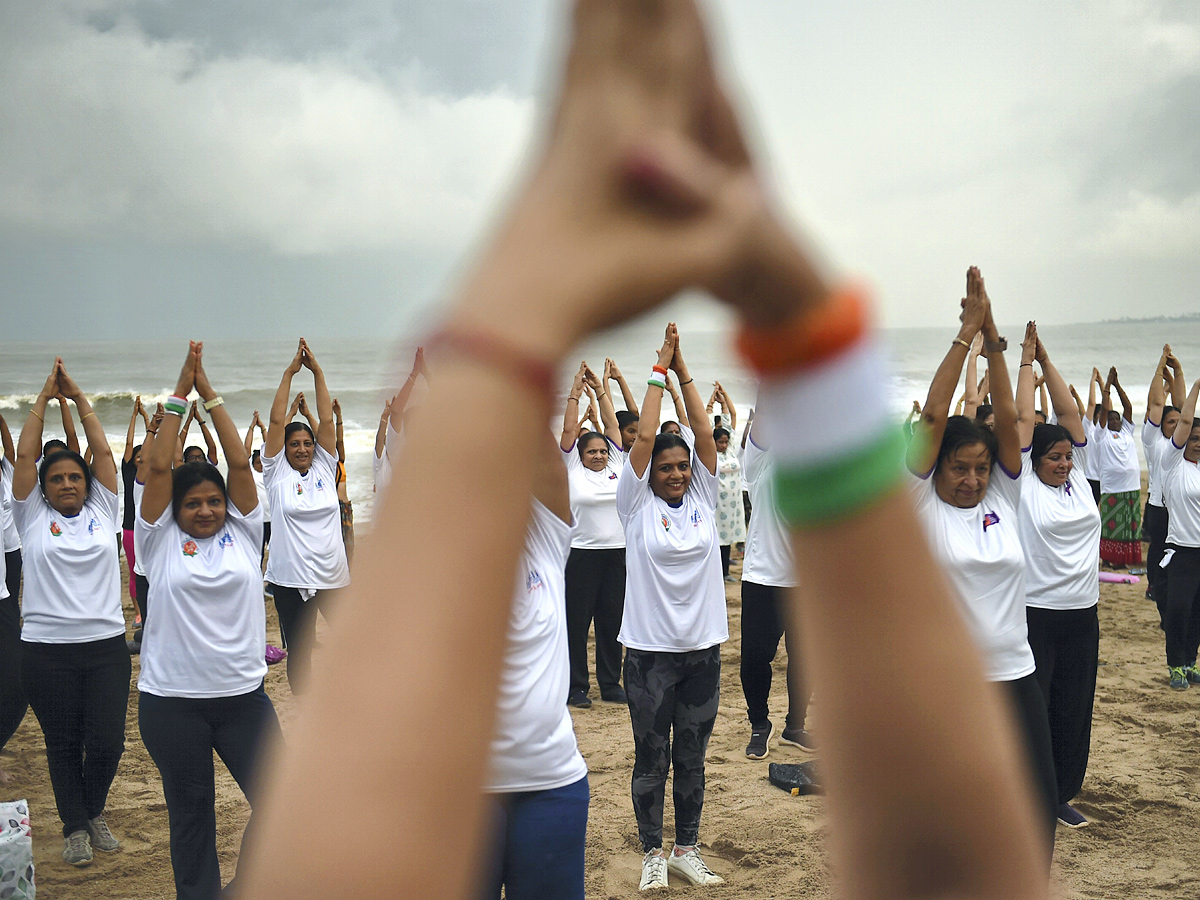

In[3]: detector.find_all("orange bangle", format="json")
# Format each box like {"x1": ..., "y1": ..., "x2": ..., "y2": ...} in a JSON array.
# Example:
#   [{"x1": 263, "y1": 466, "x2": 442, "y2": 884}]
[
  {"x1": 735, "y1": 286, "x2": 870, "y2": 376},
  {"x1": 427, "y1": 328, "x2": 557, "y2": 402}
]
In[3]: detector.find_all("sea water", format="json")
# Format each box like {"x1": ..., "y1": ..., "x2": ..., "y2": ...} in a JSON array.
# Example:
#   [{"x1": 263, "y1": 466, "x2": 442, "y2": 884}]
[{"x1": 1, "y1": 318, "x2": 1196, "y2": 526}]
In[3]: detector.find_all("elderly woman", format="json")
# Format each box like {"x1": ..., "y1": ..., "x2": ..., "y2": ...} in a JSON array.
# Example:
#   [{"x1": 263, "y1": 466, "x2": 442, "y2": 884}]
[
  {"x1": 1015, "y1": 323, "x2": 1101, "y2": 829},
  {"x1": 618, "y1": 324, "x2": 725, "y2": 890},
  {"x1": 138, "y1": 342, "x2": 283, "y2": 900},
  {"x1": 263, "y1": 338, "x2": 351, "y2": 692},
  {"x1": 908, "y1": 270, "x2": 1057, "y2": 847},
  {"x1": 12, "y1": 358, "x2": 129, "y2": 867}
]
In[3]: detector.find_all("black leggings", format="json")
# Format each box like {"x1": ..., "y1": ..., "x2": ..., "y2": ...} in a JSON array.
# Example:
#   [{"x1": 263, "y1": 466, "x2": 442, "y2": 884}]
[
  {"x1": 719, "y1": 545, "x2": 731, "y2": 578},
  {"x1": 1144, "y1": 502, "x2": 1169, "y2": 614},
  {"x1": 140, "y1": 686, "x2": 282, "y2": 900},
  {"x1": 1002, "y1": 673, "x2": 1058, "y2": 851},
  {"x1": 0, "y1": 549, "x2": 26, "y2": 750},
  {"x1": 739, "y1": 581, "x2": 808, "y2": 731},
  {"x1": 1163, "y1": 545, "x2": 1200, "y2": 668},
  {"x1": 564, "y1": 548, "x2": 626, "y2": 697},
  {"x1": 21, "y1": 635, "x2": 131, "y2": 836},
  {"x1": 270, "y1": 585, "x2": 335, "y2": 693},
  {"x1": 1026, "y1": 606, "x2": 1098, "y2": 805}
]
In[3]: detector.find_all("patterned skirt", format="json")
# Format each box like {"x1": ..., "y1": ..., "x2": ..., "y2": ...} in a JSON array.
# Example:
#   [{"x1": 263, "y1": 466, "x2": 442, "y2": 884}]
[{"x1": 1100, "y1": 489, "x2": 1143, "y2": 566}]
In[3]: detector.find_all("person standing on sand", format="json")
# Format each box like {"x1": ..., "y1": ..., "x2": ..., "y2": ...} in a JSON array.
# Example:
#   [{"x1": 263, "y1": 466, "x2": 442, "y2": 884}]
[
  {"x1": 618, "y1": 324, "x2": 726, "y2": 891},
  {"x1": 0, "y1": 410, "x2": 23, "y2": 786},
  {"x1": 12, "y1": 358, "x2": 129, "y2": 867},
  {"x1": 1014, "y1": 323, "x2": 1101, "y2": 830},
  {"x1": 1143, "y1": 346, "x2": 1184, "y2": 616},
  {"x1": 1093, "y1": 367, "x2": 1142, "y2": 568},
  {"x1": 263, "y1": 338, "x2": 350, "y2": 693},
  {"x1": 137, "y1": 342, "x2": 283, "y2": 900},
  {"x1": 1158, "y1": 374, "x2": 1200, "y2": 691}
]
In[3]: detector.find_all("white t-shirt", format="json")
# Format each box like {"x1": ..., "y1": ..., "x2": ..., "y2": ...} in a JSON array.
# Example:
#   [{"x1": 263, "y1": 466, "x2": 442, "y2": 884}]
[
  {"x1": 616, "y1": 428, "x2": 727, "y2": 652},
  {"x1": 12, "y1": 482, "x2": 124, "y2": 643},
  {"x1": 1092, "y1": 418, "x2": 1141, "y2": 494},
  {"x1": 262, "y1": 444, "x2": 350, "y2": 590},
  {"x1": 1142, "y1": 419, "x2": 1172, "y2": 507},
  {"x1": 1161, "y1": 440, "x2": 1200, "y2": 547},
  {"x1": 740, "y1": 434, "x2": 796, "y2": 588},
  {"x1": 910, "y1": 467, "x2": 1035, "y2": 682},
  {"x1": 485, "y1": 500, "x2": 588, "y2": 793},
  {"x1": 132, "y1": 479, "x2": 147, "y2": 577},
  {"x1": 561, "y1": 438, "x2": 625, "y2": 550},
  {"x1": 136, "y1": 500, "x2": 268, "y2": 697},
  {"x1": 252, "y1": 467, "x2": 272, "y2": 521},
  {"x1": 1081, "y1": 420, "x2": 1100, "y2": 481},
  {"x1": 1017, "y1": 444, "x2": 1101, "y2": 611},
  {"x1": 1, "y1": 458, "x2": 21, "y2": 553}
]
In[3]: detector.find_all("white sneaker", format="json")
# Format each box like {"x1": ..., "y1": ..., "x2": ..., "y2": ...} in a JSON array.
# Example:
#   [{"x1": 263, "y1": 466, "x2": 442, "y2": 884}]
[
  {"x1": 639, "y1": 850, "x2": 669, "y2": 891},
  {"x1": 667, "y1": 846, "x2": 725, "y2": 885}
]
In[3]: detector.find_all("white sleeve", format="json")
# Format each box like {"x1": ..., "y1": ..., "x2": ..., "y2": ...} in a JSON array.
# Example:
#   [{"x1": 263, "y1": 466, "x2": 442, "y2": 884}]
[
  {"x1": 989, "y1": 459, "x2": 1022, "y2": 508},
  {"x1": 616, "y1": 453, "x2": 651, "y2": 522}
]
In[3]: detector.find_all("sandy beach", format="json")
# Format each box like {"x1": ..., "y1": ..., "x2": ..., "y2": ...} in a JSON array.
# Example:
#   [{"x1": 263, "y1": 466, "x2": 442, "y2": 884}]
[{"x1": 4, "y1": 516, "x2": 1198, "y2": 898}]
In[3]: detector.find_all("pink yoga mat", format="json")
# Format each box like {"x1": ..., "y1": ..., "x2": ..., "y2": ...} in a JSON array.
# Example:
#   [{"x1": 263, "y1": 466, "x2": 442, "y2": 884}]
[{"x1": 1099, "y1": 572, "x2": 1140, "y2": 584}]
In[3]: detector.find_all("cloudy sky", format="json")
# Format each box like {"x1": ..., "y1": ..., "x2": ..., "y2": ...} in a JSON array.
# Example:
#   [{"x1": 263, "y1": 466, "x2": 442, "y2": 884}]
[{"x1": 1, "y1": 0, "x2": 1197, "y2": 340}]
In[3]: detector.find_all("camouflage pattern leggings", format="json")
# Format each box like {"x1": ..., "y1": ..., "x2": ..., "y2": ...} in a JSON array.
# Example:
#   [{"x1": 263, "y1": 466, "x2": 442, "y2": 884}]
[{"x1": 624, "y1": 646, "x2": 721, "y2": 852}]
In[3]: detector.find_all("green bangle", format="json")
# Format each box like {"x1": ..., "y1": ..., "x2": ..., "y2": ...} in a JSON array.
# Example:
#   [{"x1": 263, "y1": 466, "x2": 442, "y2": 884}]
[{"x1": 773, "y1": 427, "x2": 908, "y2": 526}]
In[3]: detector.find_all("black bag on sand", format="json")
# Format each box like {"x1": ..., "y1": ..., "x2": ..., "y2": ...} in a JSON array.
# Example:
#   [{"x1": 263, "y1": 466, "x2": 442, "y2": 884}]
[{"x1": 768, "y1": 761, "x2": 821, "y2": 795}]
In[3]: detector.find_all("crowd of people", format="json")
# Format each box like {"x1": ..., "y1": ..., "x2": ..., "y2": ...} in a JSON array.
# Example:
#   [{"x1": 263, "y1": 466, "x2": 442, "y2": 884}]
[{"x1": 2, "y1": 2, "x2": 1198, "y2": 900}]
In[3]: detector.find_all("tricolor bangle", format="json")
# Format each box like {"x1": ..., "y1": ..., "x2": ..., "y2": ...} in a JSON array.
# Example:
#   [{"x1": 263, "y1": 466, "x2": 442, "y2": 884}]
[
  {"x1": 647, "y1": 375, "x2": 667, "y2": 390},
  {"x1": 735, "y1": 286, "x2": 869, "y2": 376},
  {"x1": 164, "y1": 395, "x2": 188, "y2": 417},
  {"x1": 756, "y1": 339, "x2": 906, "y2": 526}
]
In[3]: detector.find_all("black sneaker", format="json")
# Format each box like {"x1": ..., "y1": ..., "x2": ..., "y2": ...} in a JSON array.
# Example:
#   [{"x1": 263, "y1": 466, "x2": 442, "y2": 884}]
[
  {"x1": 1056, "y1": 803, "x2": 1088, "y2": 828},
  {"x1": 1187, "y1": 666, "x2": 1200, "y2": 685},
  {"x1": 567, "y1": 690, "x2": 592, "y2": 709},
  {"x1": 779, "y1": 726, "x2": 817, "y2": 753},
  {"x1": 600, "y1": 687, "x2": 628, "y2": 704},
  {"x1": 745, "y1": 721, "x2": 773, "y2": 759}
]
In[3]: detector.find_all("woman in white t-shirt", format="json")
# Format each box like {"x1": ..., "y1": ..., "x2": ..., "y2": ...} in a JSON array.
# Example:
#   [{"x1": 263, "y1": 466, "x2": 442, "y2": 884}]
[
  {"x1": 481, "y1": 433, "x2": 589, "y2": 899},
  {"x1": 617, "y1": 325, "x2": 726, "y2": 891},
  {"x1": 1159, "y1": 377, "x2": 1200, "y2": 691},
  {"x1": 0, "y1": 413, "x2": 26, "y2": 784},
  {"x1": 560, "y1": 362, "x2": 628, "y2": 707},
  {"x1": 11, "y1": 358, "x2": 130, "y2": 867},
  {"x1": 907, "y1": 271, "x2": 1057, "y2": 849},
  {"x1": 1014, "y1": 324, "x2": 1101, "y2": 829},
  {"x1": 263, "y1": 339, "x2": 351, "y2": 692},
  {"x1": 1093, "y1": 367, "x2": 1143, "y2": 568},
  {"x1": 137, "y1": 342, "x2": 284, "y2": 900}
]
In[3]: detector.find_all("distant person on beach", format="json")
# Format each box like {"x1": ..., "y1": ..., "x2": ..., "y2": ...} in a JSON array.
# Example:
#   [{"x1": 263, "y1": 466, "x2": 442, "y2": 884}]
[
  {"x1": 179, "y1": 402, "x2": 218, "y2": 466},
  {"x1": 245, "y1": 411, "x2": 272, "y2": 562},
  {"x1": 605, "y1": 359, "x2": 641, "y2": 452},
  {"x1": 739, "y1": 414, "x2": 812, "y2": 760},
  {"x1": 372, "y1": 347, "x2": 426, "y2": 495},
  {"x1": 1015, "y1": 322, "x2": 1101, "y2": 830},
  {"x1": 1143, "y1": 347, "x2": 1184, "y2": 615},
  {"x1": 1157, "y1": 372, "x2": 1200, "y2": 691},
  {"x1": 1093, "y1": 367, "x2": 1142, "y2": 568},
  {"x1": 908, "y1": 270, "x2": 1057, "y2": 848},
  {"x1": 0, "y1": 411, "x2": 25, "y2": 786},
  {"x1": 618, "y1": 324, "x2": 726, "y2": 890},
  {"x1": 137, "y1": 342, "x2": 283, "y2": 900},
  {"x1": 12, "y1": 358, "x2": 129, "y2": 867},
  {"x1": 241, "y1": 4, "x2": 1054, "y2": 899},
  {"x1": 332, "y1": 398, "x2": 354, "y2": 563},
  {"x1": 559, "y1": 361, "x2": 626, "y2": 709},
  {"x1": 1083, "y1": 369, "x2": 1105, "y2": 504},
  {"x1": 263, "y1": 339, "x2": 350, "y2": 693},
  {"x1": 121, "y1": 397, "x2": 151, "y2": 627},
  {"x1": 708, "y1": 383, "x2": 744, "y2": 582}
]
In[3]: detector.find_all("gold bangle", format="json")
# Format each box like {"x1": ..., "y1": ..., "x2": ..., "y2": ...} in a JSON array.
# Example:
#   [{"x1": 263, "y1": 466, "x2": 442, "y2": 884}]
[
  {"x1": 80, "y1": 411, "x2": 96, "y2": 421},
  {"x1": 953, "y1": 338, "x2": 971, "y2": 351},
  {"x1": 29, "y1": 409, "x2": 43, "y2": 422}
]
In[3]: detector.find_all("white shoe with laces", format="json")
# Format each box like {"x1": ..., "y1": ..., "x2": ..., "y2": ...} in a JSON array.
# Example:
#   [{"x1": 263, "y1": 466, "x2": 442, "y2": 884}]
[
  {"x1": 639, "y1": 850, "x2": 669, "y2": 891},
  {"x1": 87, "y1": 812, "x2": 120, "y2": 852},
  {"x1": 667, "y1": 846, "x2": 725, "y2": 885}
]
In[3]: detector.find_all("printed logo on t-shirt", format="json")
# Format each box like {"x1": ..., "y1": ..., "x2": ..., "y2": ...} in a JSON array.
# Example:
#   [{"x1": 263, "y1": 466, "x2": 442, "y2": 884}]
[
  {"x1": 982, "y1": 510, "x2": 1000, "y2": 532},
  {"x1": 49, "y1": 521, "x2": 62, "y2": 537},
  {"x1": 316, "y1": 478, "x2": 325, "y2": 491},
  {"x1": 87, "y1": 517, "x2": 100, "y2": 536},
  {"x1": 690, "y1": 510, "x2": 702, "y2": 527},
  {"x1": 219, "y1": 533, "x2": 234, "y2": 549},
  {"x1": 526, "y1": 570, "x2": 543, "y2": 591},
  {"x1": 661, "y1": 514, "x2": 671, "y2": 532},
  {"x1": 295, "y1": 483, "x2": 304, "y2": 495},
  {"x1": 182, "y1": 540, "x2": 198, "y2": 557},
  {"x1": 608, "y1": 472, "x2": 618, "y2": 480}
]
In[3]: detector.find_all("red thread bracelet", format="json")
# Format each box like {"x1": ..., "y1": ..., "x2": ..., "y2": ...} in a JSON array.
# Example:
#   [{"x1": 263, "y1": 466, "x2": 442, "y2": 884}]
[
  {"x1": 427, "y1": 329, "x2": 557, "y2": 401},
  {"x1": 735, "y1": 286, "x2": 870, "y2": 376}
]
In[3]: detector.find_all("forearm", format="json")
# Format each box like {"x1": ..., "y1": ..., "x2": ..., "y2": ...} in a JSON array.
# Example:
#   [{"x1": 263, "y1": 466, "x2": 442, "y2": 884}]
[
  {"x1": 73, "y1": 396, "x2": 117, "y2": 489},
  {"x1": 59, "y1": 402, "x2": 80, "y2": 454},
  {"x1": 13, "y1": 396, "x2": 51, "y2": 497},
  {"x1": 244, "y1": 359, "x2": 544, "y2": 900},
  {"x1": 789, "y1": 494, "x2": 1049, "y2": 899},
  {"x1": 1174, "y1": 381, "x2": 1200, "y2": 444},
  {"x1": 200, "y1": 422, "x2": 218, "y2": 464},
  {"x1": 561, "y1": 394, "x2": 581, "y2": 448},
  {"x1": 1115, "y1": 384, "x2": 1133, "y2": 420},
  {"x1": 0, "y1": 415, "x2": 14, "y2": 463},
  {"x1": 375, "y1": 415, "x2": 390, "y2": 457},
  {"x1": 616, "y1": 374, "x2": 639, "y2": 415}
]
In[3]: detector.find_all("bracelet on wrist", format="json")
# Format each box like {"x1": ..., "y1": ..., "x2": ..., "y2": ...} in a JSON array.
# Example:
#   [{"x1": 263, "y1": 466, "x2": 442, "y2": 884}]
[
  {"x1": 735, "y1": 285, "x2": 869, "y2": 376},
  {"x1": 29, "y1": 408, "x2": 44, "y2": 422},
  {"x1": 647, "y1": 375, "x2": 667, "y2": 390},
  {"x1": 984, "y1": 337, "x2": 1008, "y2": 353},
  {"x1": 164, "y1": 395, "x2": 188, "y2": 417},
  {"x1": 953, "y1": 338, "x2": 972, "y2": 351},
  {"x1": 426, "y1": 328, "x2": 556, "y2": 404},
  {"x1": 1020, "y1": 362, "x2": 1033, "y2": 368},
  {"x1": 679, "y1": 378, "x2": 693, "y2": 386},
  {"x1": 202, "y1": 396, "x2": 224, "y2": 411}
]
